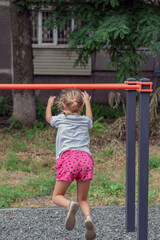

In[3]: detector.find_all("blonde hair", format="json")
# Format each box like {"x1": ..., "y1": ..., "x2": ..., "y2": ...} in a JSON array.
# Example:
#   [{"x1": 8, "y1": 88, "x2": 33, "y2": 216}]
[{"x1": 57, "y1": 89, "x2": 84, "y2": 116}]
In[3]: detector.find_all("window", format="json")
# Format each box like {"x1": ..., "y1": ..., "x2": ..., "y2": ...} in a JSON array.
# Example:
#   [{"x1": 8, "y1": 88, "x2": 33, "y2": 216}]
[
  {"x1": 30, "y1": 11, "x2": 74, "y2": 45},
  {"x1": 30, "y1": 9, "x2": 91, "y2": 76}
]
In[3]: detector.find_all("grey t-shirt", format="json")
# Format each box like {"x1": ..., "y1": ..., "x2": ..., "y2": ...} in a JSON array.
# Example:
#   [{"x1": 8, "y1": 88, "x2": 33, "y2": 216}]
[{"x1": 50, "y1": 114, "x2": 93, "y2": 160}]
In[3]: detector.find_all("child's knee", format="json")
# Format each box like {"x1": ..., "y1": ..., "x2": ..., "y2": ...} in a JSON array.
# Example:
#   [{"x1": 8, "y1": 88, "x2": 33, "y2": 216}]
[{"x1": 77, "y1": 197, "x2": 87, "y2": 205}]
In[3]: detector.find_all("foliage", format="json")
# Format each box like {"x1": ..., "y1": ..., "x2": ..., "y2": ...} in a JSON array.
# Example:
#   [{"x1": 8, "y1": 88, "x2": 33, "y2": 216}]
[
  {"x1": 92, "y1": 117, "x2": 106, "y2": 132},
  {"x1": 149, "y1": 154, "x2": 160, "y2": 170},
  {"x1": 102, "y1": 146, "x2": 113, "y2": 156},
  {"x1": 35, "y1": 97, "x2": 47, "y2": 124},
  {"x1": 42, "y1": 0, "x2": 160, "y2": 82},
  {"x1": 93, "y1": 153, "x2": 105, "y2": 163},
  {"x1": 0, "y1": 97, "x2": 12, "y2": 116},
  {"x1": 11, "y1": 138, "x2": 27, "y2": 152},
  {"x1": 83, "y1": 103, "x2": 124, "y2": 120},
  {"x1": 8, "y1": 117, "x2": 22, "y2": 129},
  {"x1": 34, "y1": 120, "x2": 45, "y2": 129},
  {"x1": 0, "y1": 175, "x2": 56, "y2": 208},
  {"x1": 90, "y1": 171, "x2": 125, "y2": 197},
  {"x1": 5, "y1": 148, "x2": 31, "y2": 172},
  {"x1": 0, "y1": 184, "x2": 30, "y2": 208}
]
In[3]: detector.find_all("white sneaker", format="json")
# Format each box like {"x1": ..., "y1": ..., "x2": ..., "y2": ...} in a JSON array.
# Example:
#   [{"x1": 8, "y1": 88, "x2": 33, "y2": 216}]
[
  {"x1": 85, "y1": 215, "x2": 96, "y2": 240},
  {"x1": 65, "y1": 201, "x2": 79, "y2": 231}
]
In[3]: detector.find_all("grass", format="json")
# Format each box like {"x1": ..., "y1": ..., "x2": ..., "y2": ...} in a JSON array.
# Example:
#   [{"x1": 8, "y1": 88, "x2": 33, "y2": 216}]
[
  {"x1": 149, "y1": 154, "x2": 160, "y2": 170},
  {"x1": 0, "y1": 175, "x2": 56, "y2": 208},
  {"x1": 0, "y1": 122, "x2": 160, "y2": 209}
]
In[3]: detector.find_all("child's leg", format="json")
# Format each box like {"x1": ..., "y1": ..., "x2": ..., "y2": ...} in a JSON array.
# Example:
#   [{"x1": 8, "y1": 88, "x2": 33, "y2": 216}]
[
  {"x1": 77, "y1": 179, "x2": 91, "y2": 217},
  {"x1": 52, "y1": 180, "x2": 72, "y2": 208},
  {"x1": 77, "y1": 180, "x2": 96, "y2": 239},
  {"x1": 52, "y1": 180, "x2": 79, "y2": 231}
]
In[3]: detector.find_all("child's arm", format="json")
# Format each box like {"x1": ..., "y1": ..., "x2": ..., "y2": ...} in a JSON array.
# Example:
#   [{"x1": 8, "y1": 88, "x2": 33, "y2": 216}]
[
  {"x1": 46, "y1": 96, "x2": 56, "y2": 124},
  {"x1": 82, "y1": 91, "x2": 93, "y2": 120}
]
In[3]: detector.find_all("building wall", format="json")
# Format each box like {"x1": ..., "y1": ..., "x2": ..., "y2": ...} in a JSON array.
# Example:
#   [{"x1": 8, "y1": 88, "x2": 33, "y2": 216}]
[{"x1": 0, "y1": 1, "x2": 159, "y2": 105}]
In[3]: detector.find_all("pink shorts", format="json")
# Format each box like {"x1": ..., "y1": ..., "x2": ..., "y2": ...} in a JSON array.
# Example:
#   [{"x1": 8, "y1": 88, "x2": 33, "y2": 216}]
[{"x1": 55, "y1": 150, "x2": 94, "y2": 182}]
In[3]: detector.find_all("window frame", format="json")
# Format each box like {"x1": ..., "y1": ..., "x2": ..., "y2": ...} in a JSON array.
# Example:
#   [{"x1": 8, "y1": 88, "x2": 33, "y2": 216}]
[{"x1": 32, "y1": 10, "x2": 74, "y2": 47}]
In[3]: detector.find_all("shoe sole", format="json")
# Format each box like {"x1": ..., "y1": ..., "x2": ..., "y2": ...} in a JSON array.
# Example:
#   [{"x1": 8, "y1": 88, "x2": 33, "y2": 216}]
[
  {"x1": 85, "y1": 219, "x2": 96, "y2": 240},
  {"x1": 65, "y1": 202, "x2": 79, "y2": 231}
]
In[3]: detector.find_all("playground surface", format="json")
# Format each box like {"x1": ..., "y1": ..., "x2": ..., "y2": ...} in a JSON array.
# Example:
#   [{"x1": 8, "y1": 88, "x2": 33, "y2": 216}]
[{"x1": 0, "y1": 206, "x2": 160, "y2": 240}]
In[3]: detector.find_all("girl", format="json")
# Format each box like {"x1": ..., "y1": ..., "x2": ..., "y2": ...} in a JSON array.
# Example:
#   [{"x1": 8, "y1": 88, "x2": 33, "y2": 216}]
[{"x1": 46, "y1": 89, "x2": 96, "y2": 240}]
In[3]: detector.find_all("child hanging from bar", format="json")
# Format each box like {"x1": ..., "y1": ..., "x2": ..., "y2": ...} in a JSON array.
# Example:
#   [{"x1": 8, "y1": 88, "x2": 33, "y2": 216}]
[{"x1": 46, "y1": 89, "x2": 96, "y2": 240}]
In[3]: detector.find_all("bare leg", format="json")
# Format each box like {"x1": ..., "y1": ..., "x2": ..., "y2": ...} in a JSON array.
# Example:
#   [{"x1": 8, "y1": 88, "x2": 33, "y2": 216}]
[
  {"x1": 52, "y1": 180, "x2": 72, "y2": 208},
  {"x1": 77, "y1": 180, "x2": 91, "y2": 217},
  {"x1": 52, "y1": 180, "x2": 79, "y2": 231},
  {"x1": 77, "y1": 180, "x2": 96, "y2": 239}
]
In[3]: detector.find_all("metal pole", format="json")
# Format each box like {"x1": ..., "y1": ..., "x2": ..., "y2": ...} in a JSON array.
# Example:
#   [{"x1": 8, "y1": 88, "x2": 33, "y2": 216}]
[
  {"x1": 126, "y1": 78, "x2": 136, "y2": 232},
  {"x1": 137, "y1": 78, "x2": 150, "y2": 240},
  {"x1": 0, "y1": 83, "x2": 140, "y2": 90}
]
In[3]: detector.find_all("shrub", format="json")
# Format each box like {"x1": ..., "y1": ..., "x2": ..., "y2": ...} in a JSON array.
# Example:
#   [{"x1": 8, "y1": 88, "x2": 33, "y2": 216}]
[
  {"x1": 82, "y1": 103, "x2": 124, "y2": 120},
  {"x1": 8, "y1": 117, "x2": 22, "y2": 129},
  {"x1": 0, "y1": 96, "x2": 12, "y2": 116},
  {"x1": 92, "y1": 117, "x2": 106, "y2": 132}
]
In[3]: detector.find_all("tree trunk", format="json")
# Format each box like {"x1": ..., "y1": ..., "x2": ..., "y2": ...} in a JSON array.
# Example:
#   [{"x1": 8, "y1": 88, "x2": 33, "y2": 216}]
[{"x1": 10, "y1": 1, "x2": 36, "y2": 126}]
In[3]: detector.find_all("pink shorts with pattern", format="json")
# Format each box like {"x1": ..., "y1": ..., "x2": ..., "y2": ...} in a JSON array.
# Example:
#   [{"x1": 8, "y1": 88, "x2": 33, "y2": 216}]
[{"x1": 55, "y1": 150, "x2": 94, "y2": 182}]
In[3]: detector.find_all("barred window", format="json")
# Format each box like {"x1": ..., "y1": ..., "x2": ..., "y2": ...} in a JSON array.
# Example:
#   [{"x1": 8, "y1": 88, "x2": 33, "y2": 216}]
[{"x1": 30, "y1": 11, "x2": 74, "y2": 45}]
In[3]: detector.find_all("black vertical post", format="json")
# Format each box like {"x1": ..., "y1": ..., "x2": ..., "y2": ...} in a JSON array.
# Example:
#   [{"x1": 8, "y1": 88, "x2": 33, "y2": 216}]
[
  {"x1": 126, "y1": 78, "x2": 136, "y2": 232},
  {"x1": 137, "y1": 78, "x2": 150, "y2": 240}
]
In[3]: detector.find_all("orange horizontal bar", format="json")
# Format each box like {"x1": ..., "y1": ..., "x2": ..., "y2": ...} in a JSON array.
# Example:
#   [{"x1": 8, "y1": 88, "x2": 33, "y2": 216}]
[{"x1": 0, "y1": 83, "x2": 140, "y2": 90}]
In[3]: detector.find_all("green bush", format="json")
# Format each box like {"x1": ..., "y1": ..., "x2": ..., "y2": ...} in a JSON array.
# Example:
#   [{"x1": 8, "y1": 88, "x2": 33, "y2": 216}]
[
  {"x1": 8, "y1": 117, "x2": 22, "y2": 129},
  {"x1": 92, "y1": 117, "x2": 106, "y2": 132},
  {"x1": 34, "y1": 120, "x2": 45, "y2": 130},
  {"x1": 0, "y1": 96, "x2": 12, "y2": 116},
  {"x1": 82, "y1": 103, "x2": 124, "y2": 120}
]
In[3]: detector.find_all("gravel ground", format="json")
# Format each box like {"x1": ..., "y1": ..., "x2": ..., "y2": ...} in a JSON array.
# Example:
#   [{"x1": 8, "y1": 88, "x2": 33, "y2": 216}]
[{"x1": 0, "y1": 206, "x2": 160, "y2": 240}]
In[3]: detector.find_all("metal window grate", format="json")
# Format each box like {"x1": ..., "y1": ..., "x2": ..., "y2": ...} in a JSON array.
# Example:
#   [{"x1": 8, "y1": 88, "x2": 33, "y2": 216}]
[
  {"x1": 30, "y1": 11, "x2": 38, "y2": 44},
  {"x1": 42, "y1": 11, "x2": 53, "y2": 43},
  {"x1": 58, "y1": 20, "x2": 72, "y2": 44},
  {"x1": 30, "y1": 11, "x2": 74, "y2": 45}
]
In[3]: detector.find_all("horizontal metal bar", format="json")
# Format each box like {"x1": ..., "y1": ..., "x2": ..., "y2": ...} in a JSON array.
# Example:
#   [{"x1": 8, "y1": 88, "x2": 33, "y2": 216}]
[{"x1": 0, "y1": 83, "x2": 140, "y2": 90}]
